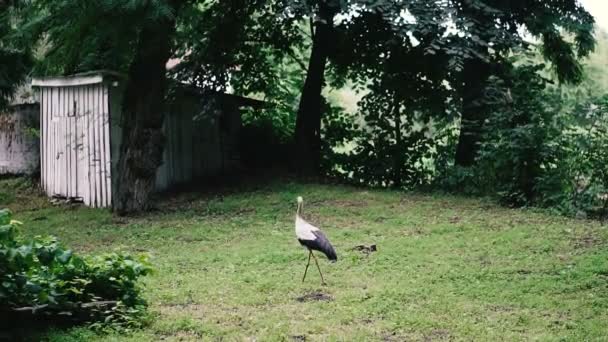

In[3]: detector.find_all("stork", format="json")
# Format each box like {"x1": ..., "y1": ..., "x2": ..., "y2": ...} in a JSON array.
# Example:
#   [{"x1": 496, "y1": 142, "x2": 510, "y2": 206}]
[{"x1": 295, "y1": 196, "x2": 337, "y2": 285}]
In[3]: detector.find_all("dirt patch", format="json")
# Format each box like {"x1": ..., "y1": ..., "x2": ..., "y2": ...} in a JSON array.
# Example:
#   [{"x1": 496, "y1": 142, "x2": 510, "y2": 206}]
[
  {"x1": 574, "y1": 233, "x2": 605, "y2": 249},
  {"x1": 488, "y1": 304, "x2": 515, "y2": 313},
  {"x1": 291, "y1": 335, "x2": 306, "y2": 341},
  {"x1": 111, "y1": 217, "x2": 131, "y2": 225},
  {"x1": 382, "y1": 331, "x2": 423, "y2": 341},
  {"x1": 158, "y1": 331, "x2": 203, "y2": 341},
  {"x1": 177, "y1": 236, "x2": 205, "y2": 243},
  {"x1": 449, "y1": 216, "x2": 461, "y2": 224},
  {"x1": 401, "y1": 227, "x2": 429, "y2": 237},
  {"x1": 382, "y1": 332, "x2": 401, "y2": 341},
  {"x1": 423, "y1": 329, "x2": 452, "y2": 341},
  {"x1": 157, "y1": 303, "x2": 207, "y2": 320},
  {"x1": 296, "y1": 291, "x2": 333, "y2": 303}
]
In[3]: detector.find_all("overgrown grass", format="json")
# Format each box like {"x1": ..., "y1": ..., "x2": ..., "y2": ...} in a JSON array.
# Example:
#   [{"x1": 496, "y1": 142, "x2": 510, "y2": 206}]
[{"x1": 2, "y1": 177, "x2": 607, "y2": 341}]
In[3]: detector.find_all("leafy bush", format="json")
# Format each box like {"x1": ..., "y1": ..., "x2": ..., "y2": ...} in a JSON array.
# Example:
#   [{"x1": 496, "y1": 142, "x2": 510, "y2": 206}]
[
  {"x1": 474, "y1": 64, "x2": 567, "y2": 206},
  {"x1": 320, "y1": 100, "x2": 359, "y2": 179},
  {"x1": 562, "y1": 95, "x2": 608, "y2": 218},
  {"x1": 324, "y1": 84, "x2": 451, "y2": 189},
  {"x1": 436, "y1": 61, "x2": 608, "y2": 218},
  {"x1": 0, "y1": 209, "x2": 152, "y2": 327}
]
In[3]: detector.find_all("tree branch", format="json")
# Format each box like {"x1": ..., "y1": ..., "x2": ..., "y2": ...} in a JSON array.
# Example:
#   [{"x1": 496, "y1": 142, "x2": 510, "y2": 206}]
[
  {"x1": 286, "y1": 48, "x2": 308, "y2": 72},
  {"x1": 10, "y1": 301, "x2": 119, "y2": 314}
]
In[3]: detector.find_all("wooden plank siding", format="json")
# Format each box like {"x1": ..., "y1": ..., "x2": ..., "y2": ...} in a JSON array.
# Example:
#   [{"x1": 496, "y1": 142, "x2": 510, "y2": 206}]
[
  {"x1": 34, "y1": 73, "x2": 248, "y2": 207},
  {"x1": 38, "y1": 82, "x2": 113, "y2": 207},
  {"x1": 154, "y1": 92, "x2": 243, "y2": 192}
]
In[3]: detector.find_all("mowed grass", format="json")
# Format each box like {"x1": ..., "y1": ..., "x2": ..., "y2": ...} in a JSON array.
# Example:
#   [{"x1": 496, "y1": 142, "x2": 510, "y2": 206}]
[{"x1": 1, "y1": 177, "x2": 608, "y2": 341}]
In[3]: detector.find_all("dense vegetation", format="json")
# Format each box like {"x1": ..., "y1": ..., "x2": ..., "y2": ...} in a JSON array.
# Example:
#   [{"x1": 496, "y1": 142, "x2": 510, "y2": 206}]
[
  {"x1": 1, "y1": 1, "x2": 606, "y2": 337},
  {"x1": 0, "y1": 207, "x2": 152, "y2": 328},
  {"x1": 1, "y1": 0, "x2": 604, "y2": 216}
]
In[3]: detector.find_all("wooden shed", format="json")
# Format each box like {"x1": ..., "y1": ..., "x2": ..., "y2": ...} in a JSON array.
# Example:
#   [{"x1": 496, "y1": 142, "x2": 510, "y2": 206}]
[
  {"x1": 0, "y1": 85, "x2": 40, "y2": 175},
  {"x1": 154, "y1": 86, "x2": 263, "y2": 191},
  {"x1": 32, "y1": 72, "x2": 261, "y2": 207}
]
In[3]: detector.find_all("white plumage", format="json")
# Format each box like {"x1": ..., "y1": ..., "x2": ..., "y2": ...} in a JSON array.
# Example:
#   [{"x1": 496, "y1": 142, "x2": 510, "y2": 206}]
[{"x1": 295, "y1": 214, "x2": 319, "y2": 240}]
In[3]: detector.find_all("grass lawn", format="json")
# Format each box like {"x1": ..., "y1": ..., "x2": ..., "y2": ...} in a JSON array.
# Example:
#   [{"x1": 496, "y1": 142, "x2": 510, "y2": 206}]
[{"x1": 1, "y1": 177, "x2": 608, "y2": 341}]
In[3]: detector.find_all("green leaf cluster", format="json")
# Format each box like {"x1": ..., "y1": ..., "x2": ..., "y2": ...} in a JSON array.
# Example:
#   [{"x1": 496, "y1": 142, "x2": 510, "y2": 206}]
[
  {"x1": 437, "y1": 56, "x2": 608, "y2": 218},
  {"x1": 0, "y1": 209, "x2": 152, "y2": 326}
]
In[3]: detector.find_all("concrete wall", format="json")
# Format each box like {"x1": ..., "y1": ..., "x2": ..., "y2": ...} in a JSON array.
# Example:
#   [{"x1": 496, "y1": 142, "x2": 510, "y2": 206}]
[{"x1": 0, "y1": 104, "x2": 40, "y2": 175}]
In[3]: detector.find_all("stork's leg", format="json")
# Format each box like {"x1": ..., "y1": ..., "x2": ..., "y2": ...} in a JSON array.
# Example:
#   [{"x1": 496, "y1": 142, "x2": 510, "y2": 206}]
[
  {"x1": 311, "y1": 252, "x2": 327, "y2": 285},
  {"x1": 302, "y1": 249, "x2": 312, "y2": 282}
]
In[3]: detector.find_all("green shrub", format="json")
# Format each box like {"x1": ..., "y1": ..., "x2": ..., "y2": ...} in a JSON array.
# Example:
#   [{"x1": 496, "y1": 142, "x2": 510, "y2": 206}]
[
  {"x1": 563, "y1": 95, "x2": 608, "y2": 218},
  {"x1": 0, "y1": 209, "x2": 152, "y2": 327},
  {"x1": 0, "y1": 191, "x2": 15, "y2": 205},
  {"x1": 436, "y1": 62, "x2": 608, "y2": 218}
]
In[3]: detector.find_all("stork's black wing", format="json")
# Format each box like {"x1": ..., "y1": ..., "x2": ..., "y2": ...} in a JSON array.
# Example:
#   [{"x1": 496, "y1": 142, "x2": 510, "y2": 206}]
[{"x1": 310, "y1": 230, "x2": 337, "y2": 261}]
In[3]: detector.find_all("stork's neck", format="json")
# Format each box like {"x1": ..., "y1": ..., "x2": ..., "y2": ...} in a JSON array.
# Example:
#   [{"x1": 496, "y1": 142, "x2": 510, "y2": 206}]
[{"x1": 296, "y1": 202, "x2": 302, "y2": 216}]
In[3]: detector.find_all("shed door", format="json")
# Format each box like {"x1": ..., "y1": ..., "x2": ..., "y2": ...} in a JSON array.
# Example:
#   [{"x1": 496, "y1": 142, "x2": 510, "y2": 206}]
[
  {"x1": 41, "y1": 84, "x2": 112, "y2": 207},
  {"x1": 48, "y1": 89, "x2": 83, "y2": 200}
]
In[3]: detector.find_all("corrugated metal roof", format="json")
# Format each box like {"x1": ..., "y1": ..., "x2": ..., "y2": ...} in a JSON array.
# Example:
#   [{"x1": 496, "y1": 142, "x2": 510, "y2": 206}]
[{"x1": 32, "y1": 70, "x2": 125, "y2": 87}]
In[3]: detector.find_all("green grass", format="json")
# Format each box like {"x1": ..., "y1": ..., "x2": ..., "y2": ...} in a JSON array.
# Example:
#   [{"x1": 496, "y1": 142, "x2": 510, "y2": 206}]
[{"x1": 2, "y1": 177, "x2": 608, "y2": 341}]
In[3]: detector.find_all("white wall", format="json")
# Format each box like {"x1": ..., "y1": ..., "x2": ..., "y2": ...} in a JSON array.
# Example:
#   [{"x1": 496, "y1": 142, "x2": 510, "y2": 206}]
[{"x1": 0, "y1": 104, "x2": 40, "y2": 175}]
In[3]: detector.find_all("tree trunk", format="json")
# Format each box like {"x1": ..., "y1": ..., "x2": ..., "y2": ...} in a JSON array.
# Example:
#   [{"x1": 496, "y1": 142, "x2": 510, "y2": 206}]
[
  {"x1": 294, "y1": 5, "x2": 337, "y2": 177},
  {"x1": 392, "y1": 99, "x2": 403, "y2": 188},
  {"x1": 454, "y1": 58, "x2": 491, "y2": 167},
  {"x1": 113, "y1": 16, "x2": 176, "y2": 215}
]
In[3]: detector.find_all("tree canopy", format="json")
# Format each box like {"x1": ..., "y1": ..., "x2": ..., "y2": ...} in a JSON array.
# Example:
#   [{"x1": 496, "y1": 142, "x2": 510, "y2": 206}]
[
  {"x1": 0, "y1": 2, "x2": 32, "y2": 109},
  {"x1": 0, "y1": 0, "x2": 603, "y2": 215}
]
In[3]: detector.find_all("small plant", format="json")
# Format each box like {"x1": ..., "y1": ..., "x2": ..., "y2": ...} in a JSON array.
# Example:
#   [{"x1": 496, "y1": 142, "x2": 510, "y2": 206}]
[{"x1": 0, "y1": 209, "x2": 152, "y2": 328}]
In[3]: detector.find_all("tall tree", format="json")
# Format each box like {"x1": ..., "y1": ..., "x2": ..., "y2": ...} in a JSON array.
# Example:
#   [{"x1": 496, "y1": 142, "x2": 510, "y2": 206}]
[
  {"x1": 445, "y1": 0, "x2": 596, "y2": 166},
  {"x1": 0, "y1": 1, "x2": 32, "y2": 110},
  {"x1": 292, "y1": 0, "x2": 341, "y2": 176},
  {"x1": 13, "y1": 0, "x2": 185, "y2": 213},
  {"x1": 173, "y1": 0, "x2": 331, "y2": 176},
  {"x1": 179, "y1": 0, "x2": 448, "y2": 177},
  {"x1": 113, "y1": 1, "x2": 182, "y2": 214},
  {"x1": 174, "y1": 0, "x2": 343, "y2": 176},
  {"x1": 330, "y1": 0, "x2": 453, "y2": 187}
]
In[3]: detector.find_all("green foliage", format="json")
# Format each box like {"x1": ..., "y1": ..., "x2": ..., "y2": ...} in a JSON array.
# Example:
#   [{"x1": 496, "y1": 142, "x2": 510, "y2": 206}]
[
  {"x1": 330, "y1": 91, "x2": 449, "y2": 189},
  {"x1": 0, "y1": 3, "x2": 33, "y2": 109},
  {"x1": 320, "y1": 98, "x2": 358, "y2": 176},
  {"x1": 0, "y1": 177, "x2": 35, "y2": 206},
  {"x1": 474, "y1": 64, "x2": 568, "y2": 205},
  {"x1": 444, "y1": 0, "x2": 595, "y2": 83},
  {"x1": 0, "y1": 209, "x2": 152, "y2": 327},
  {"x1": 436, "y1": 55, "x2": 608, "y2": 218},
  {"x1": 2, "y1": 0, "x2": 604, "y2": 219},
  {"x1": 563, "y1": 95, "x2": 608, "y2": 217},
  {"x1": 323, "y1": 3, "x2": 454, "y2": 188},
  {"x1": 173, "y1": 1, "x2": 305, "y2": 93},
  {"x1": 12, "y1": 0, "x2": 180, "y2": 76},
  {"x1": 239, "y1": 50, "x2": 306, "y2": 144}
]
